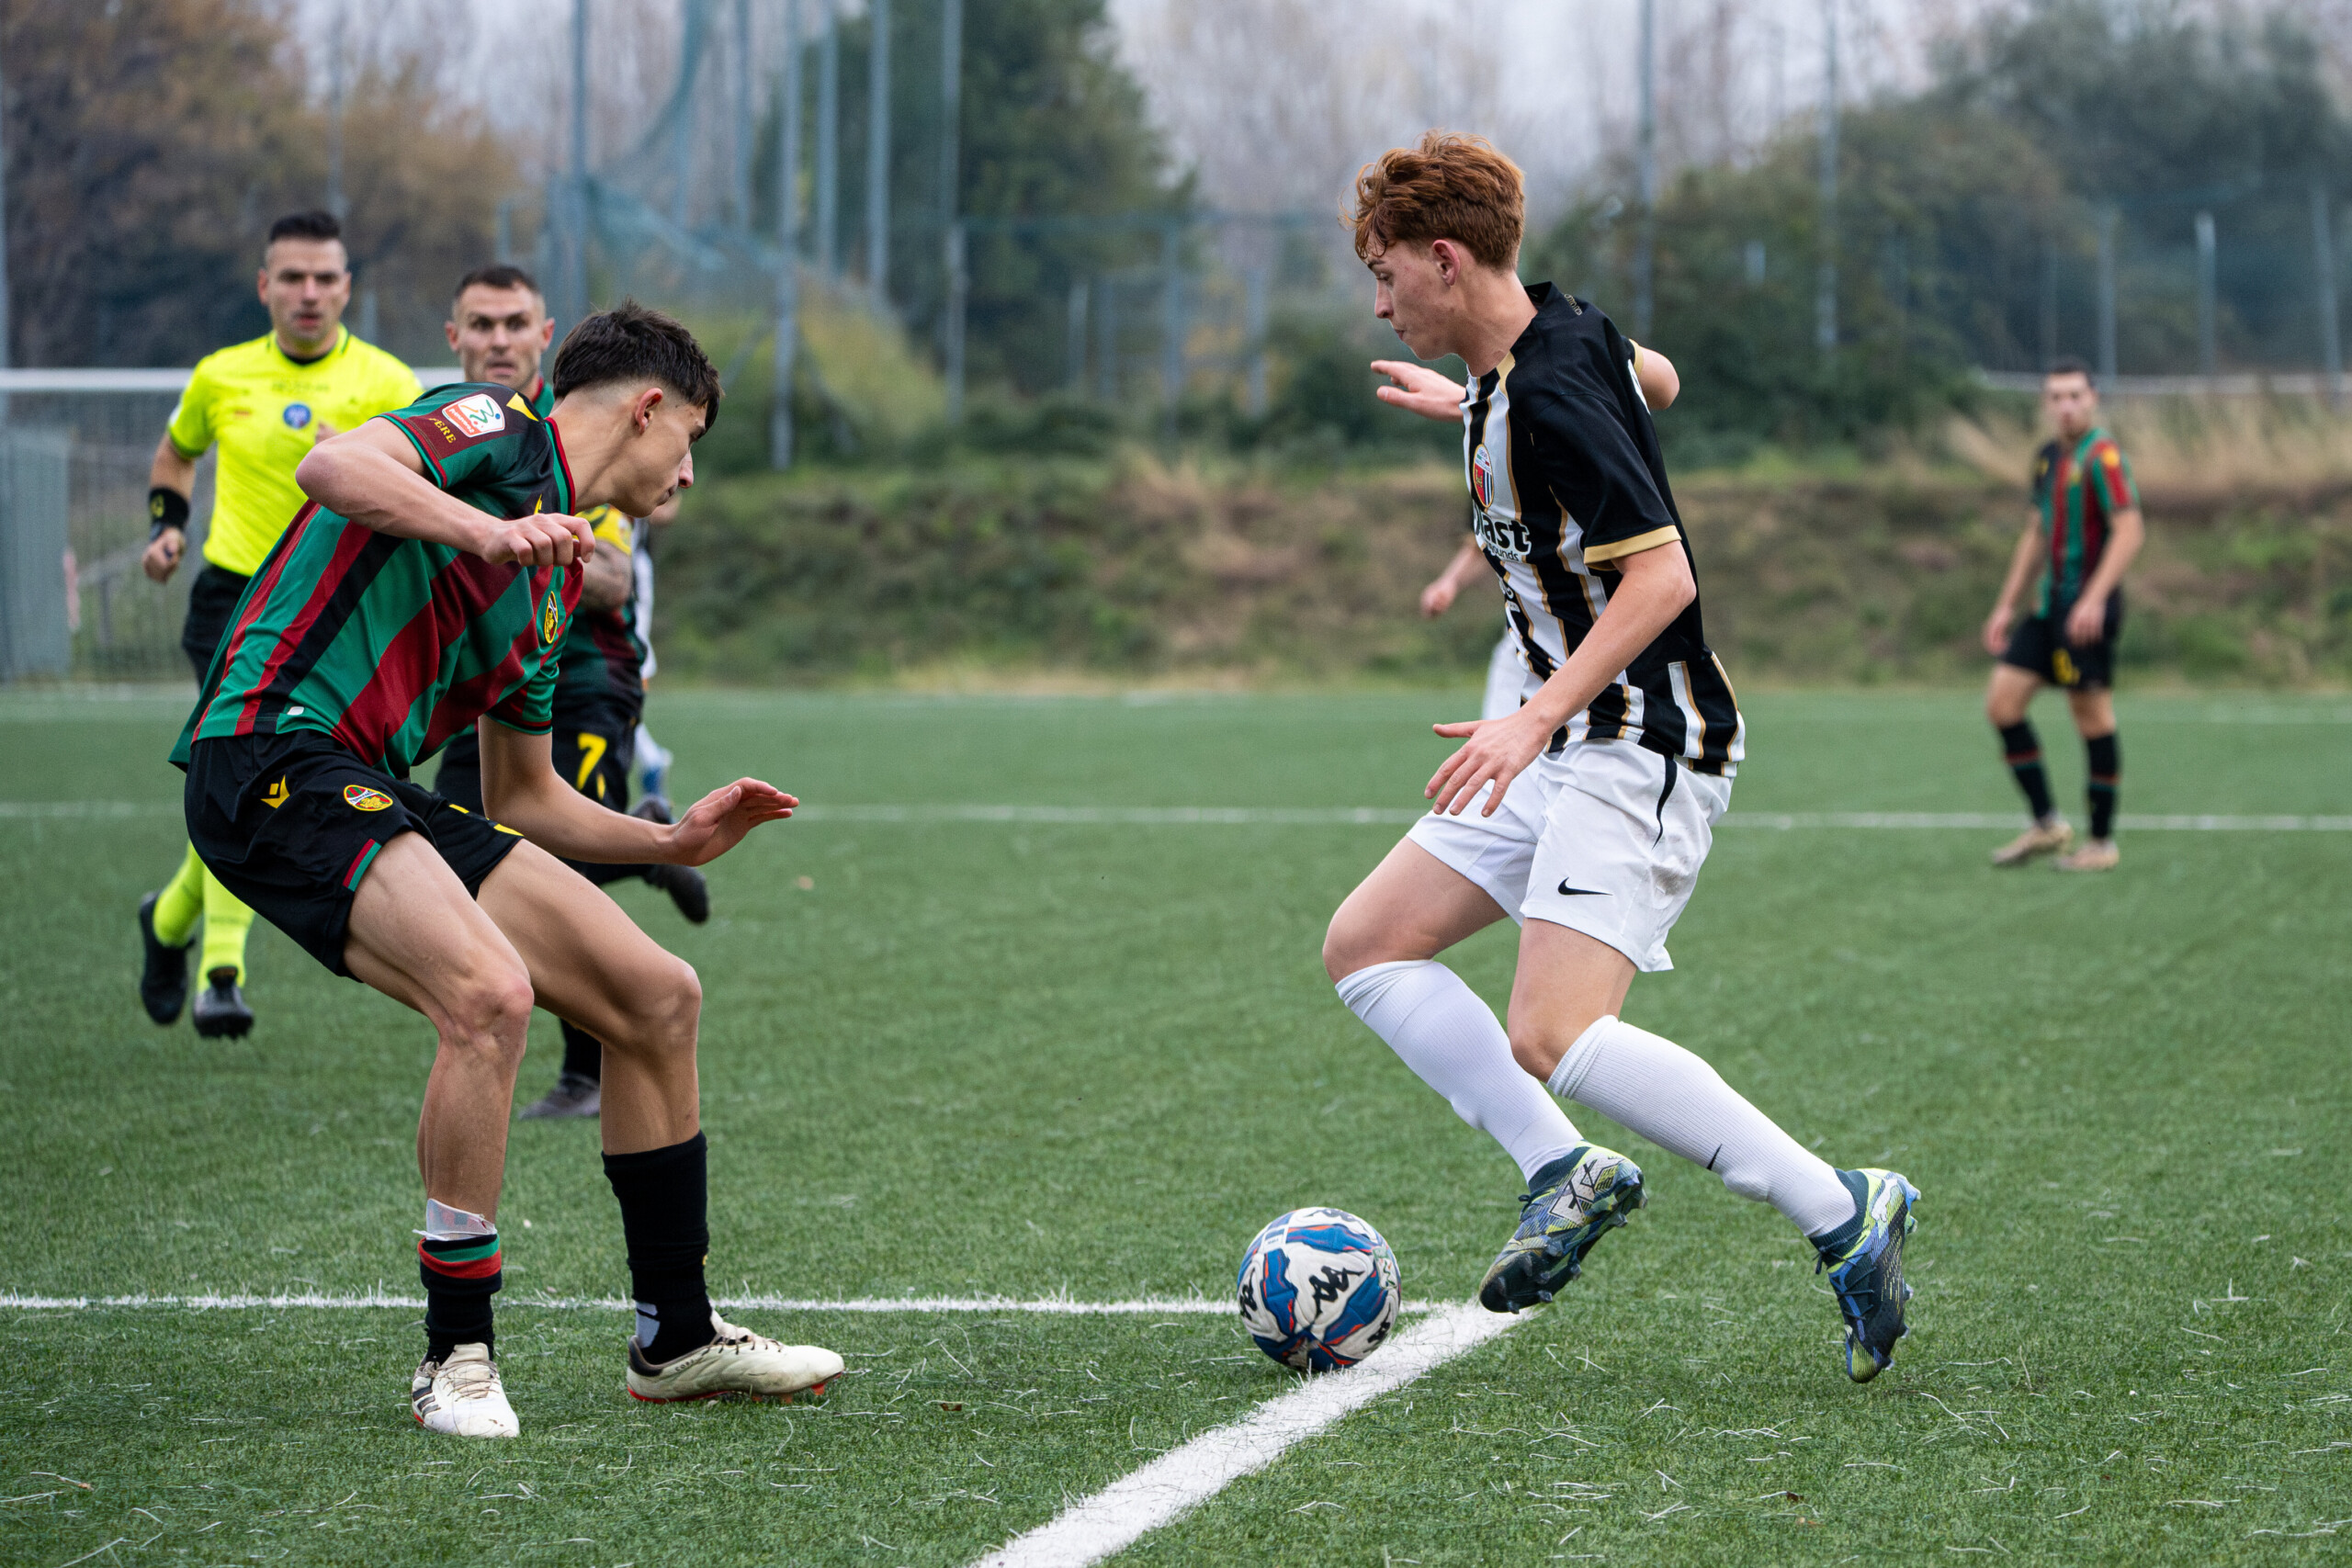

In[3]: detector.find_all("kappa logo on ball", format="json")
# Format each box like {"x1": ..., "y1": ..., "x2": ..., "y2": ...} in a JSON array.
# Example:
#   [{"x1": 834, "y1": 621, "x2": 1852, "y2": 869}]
[
  {"x1": 343, "y1": 784, "x2": 395, "y2": 812},
  {"x1": 441, "y1": 392, "x2": 507, "y2": 440}
]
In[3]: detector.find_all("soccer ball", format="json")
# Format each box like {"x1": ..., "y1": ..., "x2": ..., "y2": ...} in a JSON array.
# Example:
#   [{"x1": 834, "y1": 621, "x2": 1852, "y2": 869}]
[{"x1": 1235, "y1": 1207, "x2": 1402, "y2": 1371}]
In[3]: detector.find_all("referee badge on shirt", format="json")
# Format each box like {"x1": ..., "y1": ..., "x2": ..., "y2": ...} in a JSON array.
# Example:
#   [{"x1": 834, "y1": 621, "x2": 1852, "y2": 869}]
[
  {"x1": 283, "y1": 402, "x2": 313, "y2": 429},
  {"x1": 343, "y1": 784, "x2": 395, "y2": 812}
]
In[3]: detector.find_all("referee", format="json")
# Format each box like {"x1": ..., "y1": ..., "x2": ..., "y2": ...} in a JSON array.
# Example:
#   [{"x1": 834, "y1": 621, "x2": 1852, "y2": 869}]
[{"x1": 136, "y1": 210, "x2": 422, "y2": 1036}]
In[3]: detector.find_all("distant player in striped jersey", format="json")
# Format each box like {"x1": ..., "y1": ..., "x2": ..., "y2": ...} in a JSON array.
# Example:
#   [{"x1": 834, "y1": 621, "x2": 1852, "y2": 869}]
[
  {"x1": 173, "y1": 303, "x2": 840, "y2": 1435},
  {"x1": 1419, "y1": 344, "x2": 1681, "y2": 721},
  {"x1": 1983, "y1": 358, "x2": 2143, "y2": 873},
  {"x1": 428, "y1": 265, "x2": 708, "y2": 1121},
  {"x1": 1322, "y1": 133, "x2": 1918, "y2": 1383}
]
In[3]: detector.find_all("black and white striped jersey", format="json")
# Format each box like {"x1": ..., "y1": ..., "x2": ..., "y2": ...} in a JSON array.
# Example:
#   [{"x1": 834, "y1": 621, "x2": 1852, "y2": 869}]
[{"x1": 1464, "y1": 283, "x2": 1745, "y2": 775}]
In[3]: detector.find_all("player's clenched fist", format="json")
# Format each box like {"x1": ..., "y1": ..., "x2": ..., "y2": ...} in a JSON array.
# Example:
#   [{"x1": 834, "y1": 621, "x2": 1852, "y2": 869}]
[{"x1": 478, "y1": 512, "x2": 597, "y2": 569}]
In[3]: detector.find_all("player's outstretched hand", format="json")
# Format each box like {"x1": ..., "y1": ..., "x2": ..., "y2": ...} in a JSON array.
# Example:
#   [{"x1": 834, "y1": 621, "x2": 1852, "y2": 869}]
[
  {"x1": 1419, "y1": 575, "x2": 1458, "y2": 618},
  {"x1": 1373, "y1": 359, "x2": 1466, "y2": 423},
  {"x1": 1426, "y1": 705, "x2": 1550, "y2": 818},
  {"x1": 479, "y1": 512, "x2": 597, "y2": 570},
  {"x1": 665, "y1": 779, "x2": 799, "y2": 866}
]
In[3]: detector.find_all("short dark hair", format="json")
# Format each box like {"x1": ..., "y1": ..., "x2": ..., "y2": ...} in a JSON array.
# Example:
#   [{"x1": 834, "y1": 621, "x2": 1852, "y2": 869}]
[
  {"x1": 2045, "y1": 355, "x2": 2096, "y2": 389},
  {"x1": 551, "y1": 299, "x2": 721, "y2": 434},
  {"x1": 266, "y1": 210, "x2": 343, "y2": 252},
  {"x1": 453, "y1": 264, "x2": 543, "y2": 305}
]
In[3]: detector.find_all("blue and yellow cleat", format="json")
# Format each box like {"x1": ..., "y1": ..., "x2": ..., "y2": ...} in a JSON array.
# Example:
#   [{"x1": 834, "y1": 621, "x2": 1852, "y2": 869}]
[
  {"x1": 1814, "y1": 1168, "x2": 1919, "y2": 1382},
  {"x1": 1479, "y1": 1145, "x2": 1646, "y2": 1314}
]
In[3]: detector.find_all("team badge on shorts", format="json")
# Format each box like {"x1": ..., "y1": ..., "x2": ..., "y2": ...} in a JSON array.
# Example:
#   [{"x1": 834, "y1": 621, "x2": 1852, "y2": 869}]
[
  {"x1": 343, "y1": 784, "x2": 395, "y2": 812},
  {"x1": 539, "y1": 586, "x2": 564, "y2": 646}
]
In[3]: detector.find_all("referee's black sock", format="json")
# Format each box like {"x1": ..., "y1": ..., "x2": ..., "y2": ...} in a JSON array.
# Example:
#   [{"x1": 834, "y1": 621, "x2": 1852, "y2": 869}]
[
  {"x1": 1998, "y1": 722, "x2": 2055, "y2": 821},
  {"x1": 2085, "y1": 731, "x2": 2120, "y2": 840},
  {"x1": 604, "y1": 1133, "x2": 715, "y2": 1363}
]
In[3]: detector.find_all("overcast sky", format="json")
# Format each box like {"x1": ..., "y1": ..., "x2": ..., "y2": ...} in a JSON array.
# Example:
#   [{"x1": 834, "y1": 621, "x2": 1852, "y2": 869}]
[{"x1": 290, "y1": 0, "x2": 2346, "y2": 224}]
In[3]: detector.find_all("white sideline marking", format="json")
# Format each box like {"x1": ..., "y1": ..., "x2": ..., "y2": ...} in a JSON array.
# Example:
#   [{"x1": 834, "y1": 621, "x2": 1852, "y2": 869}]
[
  {"x1": 9, "y1": 799, "x2": 2352, "y2": 832},
  {"x1": 969, "y1": 1301, "x2": 1516, "y2": 1568},
  {"x1": 0, "y1": 1291, "x2": 1261, "y2": 1315}
]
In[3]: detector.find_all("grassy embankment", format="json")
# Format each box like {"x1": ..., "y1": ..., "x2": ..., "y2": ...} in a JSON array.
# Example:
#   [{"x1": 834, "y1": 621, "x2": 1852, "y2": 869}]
[{"x1": 661, "y1": 395, "x2": 2352, "y2": 689}]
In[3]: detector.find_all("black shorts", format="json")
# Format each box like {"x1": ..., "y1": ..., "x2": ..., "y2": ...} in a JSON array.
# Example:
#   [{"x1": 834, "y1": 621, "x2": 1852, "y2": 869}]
[
  {"x1": 184, "y1": 731, "x2": 526, "y2": 976},
  {"x1": 435, "y1": 705, "x2": 637, "y2": 815},
  {"x1": 2000, "y1": 594, "x2": 2123, "y2": 691},
  {"x1": 432, "y1": 708, "x2": 644, "y2": 887},
  {"x1": 180, "y1": 565, "x2": 251, "y2": 680}
]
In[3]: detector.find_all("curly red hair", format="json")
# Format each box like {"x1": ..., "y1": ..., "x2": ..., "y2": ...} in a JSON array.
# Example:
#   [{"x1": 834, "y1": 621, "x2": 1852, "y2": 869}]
[{"x1": 1348, "y1": 130, "x2": 1524, "y2": 269}]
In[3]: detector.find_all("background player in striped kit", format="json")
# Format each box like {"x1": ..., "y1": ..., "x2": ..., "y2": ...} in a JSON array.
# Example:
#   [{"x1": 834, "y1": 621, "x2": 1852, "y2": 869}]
[
  {"x1": 136, "y1": 210, "x2": 422, "y2": 1038},
  {"x1": 1321, "y1": 132, "x2": 1919, "y2": 1383},
  {"x1": 1416, "y1": 344, "x2": 1683, "y2": 722},
  {"x1": 1983, "y1": 358, "x2": 2144, "y2": 873},
  {"x1": 429, "y1": 266, "x2": 709, "y2": 1120}
]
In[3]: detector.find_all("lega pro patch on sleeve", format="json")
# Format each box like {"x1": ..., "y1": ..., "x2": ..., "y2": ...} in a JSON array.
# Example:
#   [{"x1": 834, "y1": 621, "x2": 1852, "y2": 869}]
[{"x1": 397, "y1": 389, "x2": 511, "y2": 465}]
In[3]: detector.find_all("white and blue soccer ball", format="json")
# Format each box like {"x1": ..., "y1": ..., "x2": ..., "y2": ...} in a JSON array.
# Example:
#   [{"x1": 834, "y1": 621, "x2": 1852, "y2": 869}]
[{"x1": 1235, "y1": 1207, "x2": 1401, "y2": 1371}]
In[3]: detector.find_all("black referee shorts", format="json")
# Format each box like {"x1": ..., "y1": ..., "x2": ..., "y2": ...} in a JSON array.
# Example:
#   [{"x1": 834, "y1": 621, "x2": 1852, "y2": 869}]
[
  {"x1": 179, "y1": 565, "x2": 250, "y2": 680},
  {"x1": 185, "y1": 731, "x2": 526, "y2": 977}
]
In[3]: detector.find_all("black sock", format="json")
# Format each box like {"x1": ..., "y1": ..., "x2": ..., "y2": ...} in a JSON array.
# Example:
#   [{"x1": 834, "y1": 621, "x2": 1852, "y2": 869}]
[
  {"x1": 560, "y1": 1021, "x2": 604, "y2": 1084},
  {"x1": 418, "y1": 1232, "x2": 501, "y2": 1361},
  {"x1": 1998, "y1": 722, "x2": 2054, "y2": 819},
  {"x1": 2086, "y1": 731, "x2": 2120, "y2": 840},
  {"x1": 604, "y1": 1133, "x2": 714, "y2": 1362}
]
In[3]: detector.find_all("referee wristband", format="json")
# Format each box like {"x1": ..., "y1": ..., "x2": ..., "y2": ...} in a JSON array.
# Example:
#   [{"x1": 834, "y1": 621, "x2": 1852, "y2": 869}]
[{"x1": 148, "y1": 487, "x2": 190, "y2": 540}]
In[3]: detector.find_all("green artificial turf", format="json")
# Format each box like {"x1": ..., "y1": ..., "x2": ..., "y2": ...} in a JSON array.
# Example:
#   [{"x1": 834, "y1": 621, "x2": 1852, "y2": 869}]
[{"x1": 2, "y1": 687, "x2": 2349, "y2": 1565}]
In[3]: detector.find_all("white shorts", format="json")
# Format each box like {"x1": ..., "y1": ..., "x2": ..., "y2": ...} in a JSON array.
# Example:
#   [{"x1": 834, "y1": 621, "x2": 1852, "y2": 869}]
[
  {"x1": 1406, "y1": 739, "x2": 1730, "y2": 973},
  {"x1": 1481, "y1": 626, "x2": 1525, "y2": 721}
]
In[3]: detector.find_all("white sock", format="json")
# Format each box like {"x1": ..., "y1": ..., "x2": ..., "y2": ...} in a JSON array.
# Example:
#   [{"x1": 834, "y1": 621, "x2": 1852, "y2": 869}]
[
  {"x1": 1547, "y1": 1015, "x2": 1857, "y2": 1236},
  {"x1": 1338, "y1": 960, "x2": 1583, "y2": 1181}
]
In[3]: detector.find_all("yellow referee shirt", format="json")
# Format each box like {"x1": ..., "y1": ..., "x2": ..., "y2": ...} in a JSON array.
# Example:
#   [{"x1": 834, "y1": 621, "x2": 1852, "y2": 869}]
[{"x1": 165, "y1": 327, "x2": 423, "y2": 576}]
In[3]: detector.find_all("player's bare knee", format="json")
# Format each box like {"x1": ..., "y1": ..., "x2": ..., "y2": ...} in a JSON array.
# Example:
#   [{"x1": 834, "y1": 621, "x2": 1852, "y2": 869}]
[
  {"x1": 605, "y1": 955, "x2": 700, "y2": 1061},
  {"x1": 440, "y1": 969, "x2": 534, "y2": 1063},
  {"x1": 1506, "y1": 1024, "x2": 1567, "y2": 1083}
]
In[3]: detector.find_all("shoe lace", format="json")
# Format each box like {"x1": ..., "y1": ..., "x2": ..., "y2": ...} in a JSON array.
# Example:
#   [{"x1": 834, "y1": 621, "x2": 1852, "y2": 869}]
[{"x1": 440, "y1": 1357, "x2": 502, "y2": 1403}]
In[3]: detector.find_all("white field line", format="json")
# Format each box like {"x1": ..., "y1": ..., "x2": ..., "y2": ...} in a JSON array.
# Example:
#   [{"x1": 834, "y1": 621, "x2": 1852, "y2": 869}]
[
  {"x1": 970, "y1": 1301, "x2": 1516, "y2": 1568},
  {"x1": 0, "y1": 1291, "x2": 1280, "y2": 1314},
  {"x1": 15, "y1": 798, "x2": 2352, "y2": 832}
]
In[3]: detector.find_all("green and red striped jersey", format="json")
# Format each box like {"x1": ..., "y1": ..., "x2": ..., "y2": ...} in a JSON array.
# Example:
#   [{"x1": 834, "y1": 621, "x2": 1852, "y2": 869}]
[
  {"x1": 2031, "y1": 427, "x2": 2138, "y2": 613},
  {"x1": 172, "y1": 382, "x2": 583, "y2": 777}
]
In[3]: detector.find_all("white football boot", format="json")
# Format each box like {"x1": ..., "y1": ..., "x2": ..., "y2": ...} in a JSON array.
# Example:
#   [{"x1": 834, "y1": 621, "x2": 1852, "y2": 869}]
[
  {"x1": 625, "y1": 1312, "x2": 843, "y2": 1404},
  {"x1": 411, "y1": 1342, "x2": 520, "y2": 1438}
]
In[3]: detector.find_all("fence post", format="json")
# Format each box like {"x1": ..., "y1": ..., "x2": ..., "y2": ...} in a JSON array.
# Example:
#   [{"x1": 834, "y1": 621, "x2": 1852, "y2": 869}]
[
  {"x1": 1159, "y1": 220, "x2": 1182, "y2": 439},
  {"x1": 1633, "y1": 0, "x2": 1656, "y2": 340},
  {"x1": 1814, "y1": 0, "x2": 1838, "y2": 356},
  {"x1": 2314, "y1": 181, "x2": 2343, "y2": 408},
  {"x1": 0, "y1": 427, "x2": 72, "y2": 682},
  {"x1": 1066, "y1": 280, "x2": 1089, "y2": 395},
  {"x1": 772, "y1": 0, "x2": 805, "y2": 469},
  {"x1": 2195, "y1": 210, "x2": 2217, "y2": 378},
  {"x1": 2096, "y1": 203, "x2": 2118, "y2": 383},
  {"x1": 1245, "y1": 265, "x2": 1269, "y2": 418},
  {"x1": 944, "y1": 220, "x2": 967, "y2": 424},
  {"x1": 865, "y1": 0, "x2": 890, "y2": 307}
]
